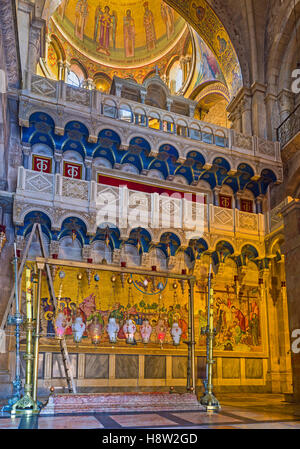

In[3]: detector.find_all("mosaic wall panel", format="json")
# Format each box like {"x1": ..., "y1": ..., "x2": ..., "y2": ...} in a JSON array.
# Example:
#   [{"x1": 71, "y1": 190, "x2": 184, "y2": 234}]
[{"x1": 23, "y1": 263, "x2": 264, "y2": 357}]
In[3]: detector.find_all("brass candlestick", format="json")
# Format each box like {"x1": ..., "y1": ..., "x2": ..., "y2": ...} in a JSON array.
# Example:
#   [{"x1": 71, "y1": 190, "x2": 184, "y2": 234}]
[
  {"x1": 200, "y1": 264, "x2": 221, "y2": 412},
  {"x1": 11, "y1": 268, "x2": 38, "y2": 415}
]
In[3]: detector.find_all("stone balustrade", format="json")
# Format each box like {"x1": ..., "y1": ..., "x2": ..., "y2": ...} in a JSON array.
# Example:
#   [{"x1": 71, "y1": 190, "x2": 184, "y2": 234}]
[
  {"x1": 18, "y1": 74, "x2": 282, "y2": 178},
  {"x1": 14, "y1": 167, "x2": 266, "y2": 244}
]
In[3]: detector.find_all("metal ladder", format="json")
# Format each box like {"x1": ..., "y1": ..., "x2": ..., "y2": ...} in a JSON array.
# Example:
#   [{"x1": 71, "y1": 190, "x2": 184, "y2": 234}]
[{"x1": 1, "y1": 223, "x2": 77, "y2": 394}]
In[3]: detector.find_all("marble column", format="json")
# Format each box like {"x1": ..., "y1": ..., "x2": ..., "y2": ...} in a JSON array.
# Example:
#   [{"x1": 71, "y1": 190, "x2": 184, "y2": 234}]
[
  {"x1": 255, "y1": 195, "x2": 264, "y2": 214},
  {"x1": 54, "y1": 151, "x2": 62, "y2": 174},
  {"x1": 85, "y1": 157, "x2": 93, "y2": 181},
  {"x1": 235, "y1": 191, "x2": 243, "y2": 210},
  {"x1": 213, "y1": 187, "x2": 221, "y2": 206},
  {"x1": 22, "y1": 143, "x2": 31, "y2": 169},
  {"x1": 251, "y1": 83, "x2": 267, "y2": 138},
  {"x1": 278, "y1": 89, "x2": 295, "y2": 124},
  {"x1": 241, "y1": 96, "x2": 252, "y2": 136}
]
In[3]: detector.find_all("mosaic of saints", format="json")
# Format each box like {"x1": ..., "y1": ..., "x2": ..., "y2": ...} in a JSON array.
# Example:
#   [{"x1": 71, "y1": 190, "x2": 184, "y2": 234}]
[
  {"x1": 143, "y1": 1, "x2": 156, "y2": 51},
  {"x1": 123, "y1": 10, "x2": 135, "y2": 58},
  {"x1": 94, "y1": 5, "x2": 115, "y2": 56},
  {"x1": 160, "y1": 1, "x2": 174, "y2": 40},
  {"x1": 74, "y1": 0, "x2": 89, "y2": 41}
]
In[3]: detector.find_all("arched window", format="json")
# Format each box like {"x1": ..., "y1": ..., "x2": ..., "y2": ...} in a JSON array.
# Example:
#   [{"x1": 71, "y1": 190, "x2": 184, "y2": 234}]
[
  {"x1": 240, "y1": 189, "x2": 254, "y2": 213},
  {"x1": 67, "y1": 70, "x2": 81, "y2": 87},
  {"x1": 26, "y1": 232, "x2": 50, "y2": 259},
  {"x1": 102, "y1": 99, "x2": 118, "y2": 118},
  {"x1": 189, "y1": 123, "x2": 201, "y2": 141},
  {"x1": 124, "y1": 244, "x2": 141, "y2": 266},
  {"x1": 149, "y1": 247, "x2": 167, "y2": 271},
  {"x1": 66, "y1": 62, "x2": 86, "y2": 88},
  {"x1": 219, "y1": 185, "x2": 234, "y2": 209},
  {"x1": 119, "y1": 104, "x2": 133, "y2": 123},
  {"x1": 91, "y1": 240, "x2": 112, "y2": 264},
  {"x1": 148, "y1": 112, "x2": 161, "y2": 130},
  {"x1": 58, "y1": 236, "x2": 82, "y2": 260},
  {"x1": 31, "y1": 144, "x2": 53, "y2": 174},
  {"x1": 63, "y1": 150, "x2": 84, "y2": 179},
  {"x1": 168, "y1": 60, "x2": 183, "y2": 94}
]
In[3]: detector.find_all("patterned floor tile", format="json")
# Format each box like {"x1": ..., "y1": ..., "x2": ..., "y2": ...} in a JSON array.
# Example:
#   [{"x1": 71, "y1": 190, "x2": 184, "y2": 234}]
[
  {"x1": 230, "y1": 422, "x2": 300, "y2": 429},
  {"x1": 38, "y1": 416, "x2": 103, "y2": 429},
  {"x1": 110, "y1": 413, "x2": 178, "y2": 428},
  {"x1": 172, "y1": 411, "x2": 242, "y2": 425},
  {"x1": 0, "y1": 418, "x2": 20, "y2": 429},
  {"x1": 223, "y1": 409, "x2": 297, "y2": 421}
]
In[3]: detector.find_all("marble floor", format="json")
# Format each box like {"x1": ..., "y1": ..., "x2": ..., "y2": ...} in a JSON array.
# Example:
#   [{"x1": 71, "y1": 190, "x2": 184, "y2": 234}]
[{"x1": 0, "y1": 393, "x2": 300, "y2": 429}]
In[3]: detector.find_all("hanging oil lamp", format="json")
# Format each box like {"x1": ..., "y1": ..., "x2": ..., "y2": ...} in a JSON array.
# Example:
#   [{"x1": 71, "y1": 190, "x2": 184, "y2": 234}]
[
  {"x1": 127, "y1": 276, "x2": 133, "y2": 309},
  {"x1": 51, "y1": 253, "x2": 58, "y2": 280},
  {"x1": 120, "y1": 262, "x2": 127, "y2": 288},
  {"x1": 89, "y1": 316, "x2": 103, "y2": 344},
  {"x1": 173, "y1": 281, "x2": 178, "y2": 307},
  {"x1": 180, "y1": 269, "x2": 186, "y2": 295},
  {"x1": 72, "y1": 312, "x2": 86, "y2": 343},
  {"x1": 86, "y1": 268, "x2": 93, "y2": 286},
  {"x1": 156, "y1": 318, "x2": 167, "y2": 349},
  {"x1": 94, "y1": 273, "x2": 100, "y2": 310}
]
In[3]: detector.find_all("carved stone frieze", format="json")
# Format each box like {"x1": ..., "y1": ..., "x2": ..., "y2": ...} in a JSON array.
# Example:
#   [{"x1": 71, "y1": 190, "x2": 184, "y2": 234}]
[
  {"x1": 233, "y1": 131, "x2": 253, "y2": 152},
  {"x1": 0, "y1": 0, "x2": 20, "y2": 87},
  {"x1": 238, "y1": 212, "x2": 258, "y2": 231},
  {"x1": 66, "y1": 85, "x2": 90, "y2": 107},
  {"x1": 62, "y1": 178, "x2": 89, "y2": 200},
  {"x1": 31, "y1": 75, "x2": 57, "y2": 98},
  {"x1": 257, "y1": 137, "x2": 276, "y2": 157}
]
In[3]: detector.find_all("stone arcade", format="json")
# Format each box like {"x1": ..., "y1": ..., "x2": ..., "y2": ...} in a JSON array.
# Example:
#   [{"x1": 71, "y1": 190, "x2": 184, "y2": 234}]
[{"x1": 0, "y1": 0, "x2": 300, "y2": 420}]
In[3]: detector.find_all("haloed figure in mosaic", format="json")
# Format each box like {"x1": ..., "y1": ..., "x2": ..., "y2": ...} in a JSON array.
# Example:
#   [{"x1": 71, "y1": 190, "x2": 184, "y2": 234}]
[
  {"x1": 161, "y1": 1, "x2": 174, "y2": 39},
  {"x1": 124, "y1": 10, "x2": 135, "y2": 58},
  {"x1": 74, "y1": 0, "x2": 89, "y2": 41},
  {"x1": 95, "y1": 5, "x2": 113, "y2": 55},
  {"x1": 143, "y1": 1, "x2": 156, "y2": 51}
]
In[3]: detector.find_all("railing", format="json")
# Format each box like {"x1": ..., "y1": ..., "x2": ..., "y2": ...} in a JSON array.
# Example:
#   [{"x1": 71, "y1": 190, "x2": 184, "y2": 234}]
[
  {"x1": 22, "y1": 74, "x2": 281, "y2": 161},
  {"x1": 277, "y1": 103, "x2": 300, "y2": 148},
  {"x1": 15, "y1": 168, "x2": 264, "y2": 238},
  {"x1": 265, "y1": 197, "x2": 292, "y2": 233}
]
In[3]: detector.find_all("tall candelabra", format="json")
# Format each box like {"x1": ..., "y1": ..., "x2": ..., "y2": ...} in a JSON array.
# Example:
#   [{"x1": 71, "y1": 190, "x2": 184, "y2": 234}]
[
  {"x1": 200, "y1": 264, "x2": 221, "y2": 412},
  {"x1": 2, "y1": 243, "x2": 23, "y2": 412}
]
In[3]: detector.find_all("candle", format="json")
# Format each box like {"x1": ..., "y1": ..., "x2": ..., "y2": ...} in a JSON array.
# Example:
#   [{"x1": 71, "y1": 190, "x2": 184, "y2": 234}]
[
  {"x1": 25, "y1": 268, "x2": 32, "y2": 320},
  {"x1": 209, "y1": 288, "x2": 214, "y2": 329}
]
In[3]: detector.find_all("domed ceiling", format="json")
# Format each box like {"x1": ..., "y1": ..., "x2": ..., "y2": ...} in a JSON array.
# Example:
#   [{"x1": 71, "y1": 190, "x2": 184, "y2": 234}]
[{"x1": 53, "y1": 0, "x2": 187, "y2": 68}]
